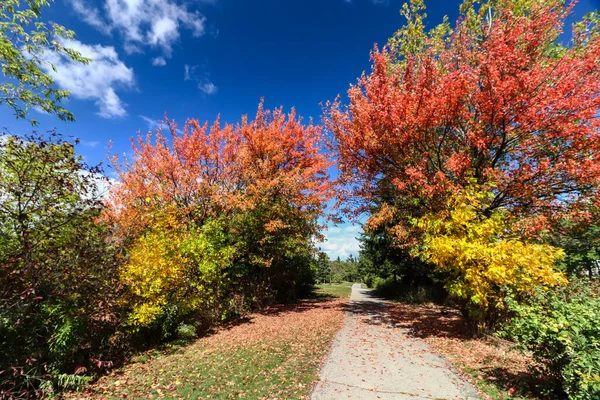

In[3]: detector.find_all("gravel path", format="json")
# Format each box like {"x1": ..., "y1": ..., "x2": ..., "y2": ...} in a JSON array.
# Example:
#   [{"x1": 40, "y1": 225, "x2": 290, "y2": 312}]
[{"x1": 311, "y1": 284, "x2": 480, "y2": 400}]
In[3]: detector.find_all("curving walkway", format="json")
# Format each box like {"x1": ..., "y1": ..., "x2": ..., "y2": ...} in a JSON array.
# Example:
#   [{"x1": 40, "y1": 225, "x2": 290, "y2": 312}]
[{"x1": 311, "y1": 284, "x2": 479, "y2": 399}]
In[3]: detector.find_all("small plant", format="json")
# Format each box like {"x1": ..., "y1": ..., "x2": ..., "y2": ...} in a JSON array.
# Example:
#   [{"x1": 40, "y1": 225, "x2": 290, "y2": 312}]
[
  {"x1": 363, "y1": 275, "x2": 375, "y2": 289},
  {"x1": 176, "y1": 324, "x2": 197, "y2": 341}
]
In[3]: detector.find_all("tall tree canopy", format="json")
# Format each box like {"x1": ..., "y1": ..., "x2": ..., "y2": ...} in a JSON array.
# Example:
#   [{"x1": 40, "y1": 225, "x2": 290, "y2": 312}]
[
  {"x1": 327, "y1": 0, "x2": 600, "y2": 331},
  {"x1": 327, "y1": 0, "x2": 600, "y2": 240},
  {"x1": 107, "y1": 103, "x2": 334, "y2": 326},
  {"x1": 108, "y1": 102, "x2": 332, "y2": 236}
]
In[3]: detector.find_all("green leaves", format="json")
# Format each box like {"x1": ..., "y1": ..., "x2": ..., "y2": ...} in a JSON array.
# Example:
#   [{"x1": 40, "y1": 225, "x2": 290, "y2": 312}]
[
  {"x1": 0, "y1": 0, "x2": 90, "y2": 124},
  {"x1": 501, "y1": 279, "x2": 600, "y2": 399},
  {"x1": 0, "y1": 133, "x2": 124, "y2": 398},
  {"x1": 545, "y1": 210, "x2": 600, "y2": 278}
]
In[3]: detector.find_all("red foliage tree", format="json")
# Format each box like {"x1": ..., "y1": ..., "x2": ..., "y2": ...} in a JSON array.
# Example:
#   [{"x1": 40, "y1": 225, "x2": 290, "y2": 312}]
[
  {"x1": 106, "y1": 102, "x2": 334, "y2": 316},
  {"x1": 326, "y1": 0, "x2": 600, "y2": 237},
  {"x1": 108, "y1": 102, "x2": 333, "y2": 234},
  {"x1": 107, "y1": 101, "x2": 334, "y2": 263}
]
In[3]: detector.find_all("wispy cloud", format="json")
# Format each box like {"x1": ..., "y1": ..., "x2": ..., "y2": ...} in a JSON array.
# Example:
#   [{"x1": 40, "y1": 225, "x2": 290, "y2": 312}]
[
  {"x1": 68, "y1": 0, "x2": 111, "y2": 35},
  {"x1": 139, "y1": 115, "x2": 162, "y2": 130},
  {"x1": 42, "y1": 39, "x2": 135, "y2": 118},
  {"x1": 184, "y1": 64, "x2": 193, "y2": 81},
  {"x1": 139, "y1": 115, "x2": 185, "y2": 134},
  {"x1": 198, "y1": 81, "x2": 218, "y2": 95},
  {"x1": 152, "y1": 57, "x2": 167, "y2": 66},
  {"x1": 184, "y1": 64, "x2": 218, "y2": 96},
  {"x1": 67, "y1": 0, "x2": 208, "y2": 59}
]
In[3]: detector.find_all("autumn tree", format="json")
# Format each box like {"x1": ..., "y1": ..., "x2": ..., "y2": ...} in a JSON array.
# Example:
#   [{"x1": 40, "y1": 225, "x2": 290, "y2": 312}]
[
  {"x1": 415, "y1": 185, "x2": 566, "y2": 332},
  {"x1": 327, "y1": 0, "x2": 600, "y2": 331},
  {"x1": 108, "y1": 103, "x2": 333, "y2": 328},
  {"x1": 327, "y1": 0, "x2": 600, "y2": 240}
]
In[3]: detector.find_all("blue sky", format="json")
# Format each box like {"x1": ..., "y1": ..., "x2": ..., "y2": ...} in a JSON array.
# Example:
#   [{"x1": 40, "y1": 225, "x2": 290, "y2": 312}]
[{"x1": 1, "y1": 0, "x2": 599, "y2": 259}]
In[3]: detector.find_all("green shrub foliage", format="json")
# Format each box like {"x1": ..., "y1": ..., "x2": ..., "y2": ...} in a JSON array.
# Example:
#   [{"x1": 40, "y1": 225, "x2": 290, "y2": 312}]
[
  {"x1": 501, "y1": 279, "x2": 600, "y2": 399},
  {"x1": 0, "y1": 134, "x2": 124, "y2": 398}
]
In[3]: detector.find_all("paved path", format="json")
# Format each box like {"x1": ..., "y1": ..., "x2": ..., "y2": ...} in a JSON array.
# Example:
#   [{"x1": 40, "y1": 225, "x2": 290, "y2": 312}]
[{"x1": 311, "y1": 284, "x2": 479, "y2": 400}]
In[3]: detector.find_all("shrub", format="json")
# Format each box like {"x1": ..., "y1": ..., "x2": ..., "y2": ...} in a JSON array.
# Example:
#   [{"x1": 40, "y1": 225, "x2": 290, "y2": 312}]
[
  {"x1": 0, "y1": 134, "x2": 125, "y2": 398},
  {"x1": 363, "y1": 275, "x2": 375, "y2": 289},
  {"x1": 501, "y1": 279, "x2": 600, "y2": 399},
  {"x1": 416, "y1": 185, "x2": 567, "y2": 334},
  {"x1": 121, "y1": 215, "x2": 239, "y2": 330}
]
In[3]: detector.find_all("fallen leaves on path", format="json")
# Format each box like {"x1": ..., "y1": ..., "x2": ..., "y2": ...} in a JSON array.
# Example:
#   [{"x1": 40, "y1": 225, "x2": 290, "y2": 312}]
[{"x1": 386, "y1": 302, "x2": 542, "y2": 399}]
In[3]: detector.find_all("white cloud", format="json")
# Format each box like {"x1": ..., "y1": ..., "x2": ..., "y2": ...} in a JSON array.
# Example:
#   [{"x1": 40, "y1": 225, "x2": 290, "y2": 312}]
[
  {"x1": 100, "y1": 88, "x2": 128, "y2": 118},
  {"x1": 68, "y1": 0, "x2": 207, "y2": 58},
  {"x1": 68, "y1": 0, "x2": 111, "y2": 34},
  {"x1": 139, "y1": 115, "x2": 183, "y2": 134},
  {"x1": 33, "y1": 106, "x2": 49, "y2": 115},
  {"x1": 82, "y1": 140, "x2": 100, "y2": 147},
  {"x1": 319, "y1": 224, "x2": 362, "y2": 260},
  {"x1": 152, "y1": 56, "x2": 167, "y2": 66},
  {"x1": 185, "y1": 64, "x2": 217, "y2": 95},
  {"x1": 198, "y1": 81, "x2": 217, "y2": 95},
  {"x1": 42, "y1": 39, "x2": 134, "y2": 118},
  {"x1": 184, "y1": 64, "x2": 193, "y2": 80},
  {"x1": 149, "y1": 16, "x2": 179, "y2": 50},
  {"x1": 139, "y1": 115, "x2": 161, "y2": 130}
]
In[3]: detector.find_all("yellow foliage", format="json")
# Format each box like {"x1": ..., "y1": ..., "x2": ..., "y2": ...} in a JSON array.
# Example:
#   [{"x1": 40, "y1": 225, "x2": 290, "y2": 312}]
[
  {"x1": 121, "y1": 213, "x2": 238, "y2": 327},
  {"x1": 415, "y1": 185, "x2": 566, "y2": 320},
  {"x1": 120, "y1": 213, "x2": 193, "y2": 326}
]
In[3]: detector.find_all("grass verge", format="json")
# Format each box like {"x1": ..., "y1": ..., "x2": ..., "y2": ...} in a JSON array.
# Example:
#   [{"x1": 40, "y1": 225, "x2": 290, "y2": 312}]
[
  {"x1": 314, "y1": 282, "x2": 355, "y2": 298},
  {"x1": 68, "y1": 297, "x2": 346, "y2": 399}
]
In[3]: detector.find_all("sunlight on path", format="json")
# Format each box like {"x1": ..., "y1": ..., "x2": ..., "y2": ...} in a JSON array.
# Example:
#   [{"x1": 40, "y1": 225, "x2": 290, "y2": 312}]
[{"x1": 311, "y1": 284, "x2": 479, "y2": 400}]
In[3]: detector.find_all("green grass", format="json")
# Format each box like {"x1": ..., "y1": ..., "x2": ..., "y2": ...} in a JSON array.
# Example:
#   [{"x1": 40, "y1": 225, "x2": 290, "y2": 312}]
[
  {"x1": 462, "y1": 367, "x2": 530, "y2": 400},
  {"x1": 87, "y1": 341, "x2": 328, "y2": 399},
  {"x1": 71, "y1": 293, "x2": 346, "y2": 399},
  {"x1": 314, "y1": 281, "x2": 355, "y2": 298}
]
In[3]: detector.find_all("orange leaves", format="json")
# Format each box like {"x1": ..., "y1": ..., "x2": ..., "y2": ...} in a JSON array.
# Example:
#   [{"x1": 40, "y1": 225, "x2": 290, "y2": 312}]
[
  {"x1": 107, "y1": 117, "x2": 235, "y2": 233},
  {"x1": 108, "y1": 101, "x2": 333, "y2": 235},
  {"x1": 236, "y1": 105, "x2": 333, "y2": 215},
  {"x1": 106, "y1": 102, "x2": 335, "y2": 324},
  {"x1": 327, "y1": 0, "x2": 600, "y2": 234}
]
